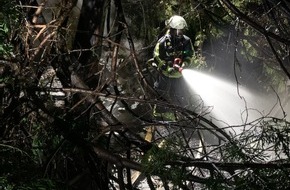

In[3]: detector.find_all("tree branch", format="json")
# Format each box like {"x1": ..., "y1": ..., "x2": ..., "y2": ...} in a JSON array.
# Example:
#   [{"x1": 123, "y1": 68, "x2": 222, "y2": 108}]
[
  {"x1": 220, "y1": 0, "x2": 290, "y2": 45},
  {"x1": 169, "y1": 160, "x2": 290, "y2": 170}
]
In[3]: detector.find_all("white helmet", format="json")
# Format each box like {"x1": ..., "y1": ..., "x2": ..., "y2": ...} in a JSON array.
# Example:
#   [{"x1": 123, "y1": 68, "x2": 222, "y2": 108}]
[{"x1": 166, "y1": 15, "x2": 187, "y2": 29}]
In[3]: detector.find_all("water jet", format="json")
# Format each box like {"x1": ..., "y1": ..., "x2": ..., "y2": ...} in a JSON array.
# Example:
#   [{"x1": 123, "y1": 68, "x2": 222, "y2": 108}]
[{"x1": 182, "y1": 69, "x2": 288, "y2": 130}]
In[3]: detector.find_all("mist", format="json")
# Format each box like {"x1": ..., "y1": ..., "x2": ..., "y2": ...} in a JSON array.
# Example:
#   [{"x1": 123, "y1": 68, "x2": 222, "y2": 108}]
[{"x1": 182, "y1": 68, "x2": 290, "y2": 130}]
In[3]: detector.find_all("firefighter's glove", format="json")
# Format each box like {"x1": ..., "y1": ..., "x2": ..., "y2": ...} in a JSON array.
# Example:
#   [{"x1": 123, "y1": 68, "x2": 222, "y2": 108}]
[
  {"x1": 173, "y1": 64, "x2": 181, "y2": 71},
  {"x1": 167, "y1": 67, "x2": 175, "y2": 74},
  {"x1": 158, "y1": 60, "x2": 166, "y2": 70},
  {"x1": 161, "y1": 63, "x2": 167, "y2": 71}
]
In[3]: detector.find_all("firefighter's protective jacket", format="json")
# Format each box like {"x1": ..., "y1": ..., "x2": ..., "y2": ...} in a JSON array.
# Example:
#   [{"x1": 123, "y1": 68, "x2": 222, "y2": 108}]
[{"x1": 153, "y1": 31, "x2": 194, "y2": 78}]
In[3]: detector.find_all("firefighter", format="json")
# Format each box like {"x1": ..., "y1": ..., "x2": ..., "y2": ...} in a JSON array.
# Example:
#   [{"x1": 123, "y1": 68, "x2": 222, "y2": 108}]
[{"x1": 152, "y1": 15, "x2": 194, "y2": 109}]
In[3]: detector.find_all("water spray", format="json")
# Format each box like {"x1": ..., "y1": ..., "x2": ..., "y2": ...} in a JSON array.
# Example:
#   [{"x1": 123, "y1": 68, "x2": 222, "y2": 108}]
[{"x1": 181, "y1": 69, "x2": 281, "y2": 129}]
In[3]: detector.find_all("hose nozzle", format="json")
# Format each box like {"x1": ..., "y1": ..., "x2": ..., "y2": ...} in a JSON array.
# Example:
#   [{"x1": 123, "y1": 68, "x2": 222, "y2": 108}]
[
  {"x1": 174, "y1": 58, "x2": 182, "y2": 65},
  {"x1": 173, "y1": 58, "x2": 183, "y2": 73},
  {"x1": 173, "y1": 63, "x2": 183, "y2": 73}
]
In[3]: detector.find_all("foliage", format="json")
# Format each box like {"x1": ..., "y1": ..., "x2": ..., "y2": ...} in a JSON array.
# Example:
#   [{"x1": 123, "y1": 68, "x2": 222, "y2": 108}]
[
  {"x1": 0, "y1": 177, "x2": 14, "y2": 190},
  {"x1": 0, "y1": 176, "x2": 57, "y2": 190},
  {"x1": 142, "y1": 138, "x2": 181, "y2": 171},
  {"x1": 0, "y1": 0, "x2": 19, "y2": 57}
]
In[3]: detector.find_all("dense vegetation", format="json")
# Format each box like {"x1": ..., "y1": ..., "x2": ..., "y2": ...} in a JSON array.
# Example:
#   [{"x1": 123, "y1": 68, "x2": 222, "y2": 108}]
[{"x1": 1, "y1": 0, "x2": 290, "y2": 189}]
